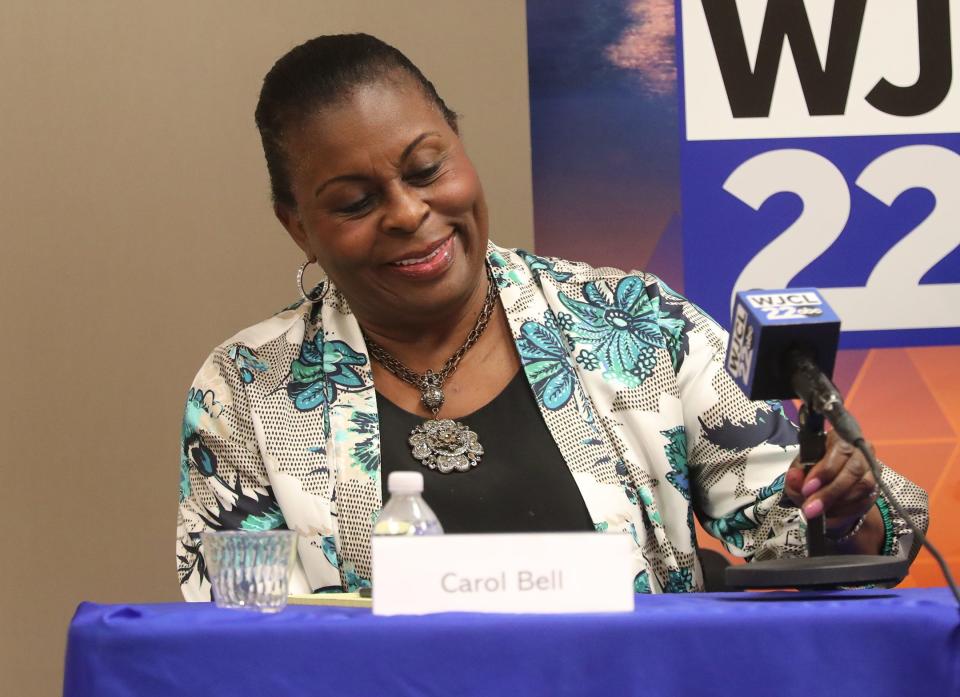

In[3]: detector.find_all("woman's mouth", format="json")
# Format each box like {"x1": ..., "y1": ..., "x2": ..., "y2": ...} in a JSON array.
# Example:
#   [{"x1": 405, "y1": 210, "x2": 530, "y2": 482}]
[{"x1": 387, "y1": 234, "x2": 456, "y2": 279}]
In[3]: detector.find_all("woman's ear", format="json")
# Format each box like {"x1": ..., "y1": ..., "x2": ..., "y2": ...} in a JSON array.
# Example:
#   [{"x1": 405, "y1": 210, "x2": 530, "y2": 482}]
[{"x1": 275, "y1": 203, "x2": 312, "y2": 258}]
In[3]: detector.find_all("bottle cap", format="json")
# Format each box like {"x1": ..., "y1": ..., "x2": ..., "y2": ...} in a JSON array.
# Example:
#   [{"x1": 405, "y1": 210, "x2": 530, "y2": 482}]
[{"x1": 387, "y1": 471, "x2": 424, "y2": 495}]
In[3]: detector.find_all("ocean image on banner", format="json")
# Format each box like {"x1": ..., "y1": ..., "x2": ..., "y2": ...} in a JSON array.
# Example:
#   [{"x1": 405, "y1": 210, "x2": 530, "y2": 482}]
[{"x1": 526, "y1": 0, "x2": 960, "y2": 587}]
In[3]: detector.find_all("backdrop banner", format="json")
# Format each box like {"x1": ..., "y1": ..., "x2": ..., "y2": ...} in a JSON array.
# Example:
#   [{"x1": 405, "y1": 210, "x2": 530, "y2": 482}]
[{"x1": 527, "y1": 0, "x2": 960, "y2": 585}]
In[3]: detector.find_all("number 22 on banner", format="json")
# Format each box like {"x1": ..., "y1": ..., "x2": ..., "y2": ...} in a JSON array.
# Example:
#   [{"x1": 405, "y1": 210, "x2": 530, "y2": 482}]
[{"x1": 726, "y1": 145, "x2": 960, "y2": 333}]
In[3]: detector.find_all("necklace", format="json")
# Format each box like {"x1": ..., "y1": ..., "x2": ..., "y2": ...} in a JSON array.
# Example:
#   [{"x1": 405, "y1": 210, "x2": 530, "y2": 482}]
[{"x1": 365, "y1": 266, "x2": 498, "y2": 474}]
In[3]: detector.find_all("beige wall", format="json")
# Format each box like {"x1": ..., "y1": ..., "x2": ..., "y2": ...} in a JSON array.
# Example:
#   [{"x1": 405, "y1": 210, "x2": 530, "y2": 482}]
[{"x1": 0, "y1": 2, "x2": 532, "y2": 694}]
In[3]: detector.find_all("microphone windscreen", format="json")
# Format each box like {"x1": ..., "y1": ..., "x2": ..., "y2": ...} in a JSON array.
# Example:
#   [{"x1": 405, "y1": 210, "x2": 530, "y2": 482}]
[{"x1": 725, "y1": 288, "x2": 841, "y2": 401}]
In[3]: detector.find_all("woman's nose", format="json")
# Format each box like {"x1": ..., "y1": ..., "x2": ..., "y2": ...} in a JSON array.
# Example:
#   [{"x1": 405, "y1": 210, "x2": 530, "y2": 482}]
[{"x1": 381, "y1": 184, "x2": 429, "y2": 234}]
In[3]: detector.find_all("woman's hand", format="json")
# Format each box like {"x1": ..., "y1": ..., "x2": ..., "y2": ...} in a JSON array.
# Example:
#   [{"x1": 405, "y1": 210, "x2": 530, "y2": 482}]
[{"x1": 784, "y1": 430, "x2": 885, "y2": 553}]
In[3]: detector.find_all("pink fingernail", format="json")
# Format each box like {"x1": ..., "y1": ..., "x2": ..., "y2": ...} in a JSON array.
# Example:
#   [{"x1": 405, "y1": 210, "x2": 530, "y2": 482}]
[
  {"x1": 801, "y1": 478, "x2": 821, "y2": 497},
  {"x1": 803, "y1": 500, "x2": 824, "y2": 519}
]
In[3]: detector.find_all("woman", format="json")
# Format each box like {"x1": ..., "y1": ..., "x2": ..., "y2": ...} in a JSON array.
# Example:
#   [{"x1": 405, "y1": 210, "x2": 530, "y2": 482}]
[{"x1": 177, "y1": 34, "x2": 927, "y2": 598}]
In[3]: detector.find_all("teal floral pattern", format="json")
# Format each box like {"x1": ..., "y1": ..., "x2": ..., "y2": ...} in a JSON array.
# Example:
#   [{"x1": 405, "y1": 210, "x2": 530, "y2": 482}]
[
  {"x1": 240, "y1": 506, "x2": 285, "y2": 531},
  {"x1": 321, "y1": 535, "x2": 339, "y2": 568},
  {"x1": 703, "y1": 507, "x2": 757, "y2": 550},
  {"x1": 287, "y1": 336, "x2": 367, "y2": 411},
  {"x1": 649, "y1": 283, "x2": 694, "y2": 373},
  {"x1": 637, "y1": 485, "x2": 662, "y2": 525},
  {"x1": 194, "y1": 476, "x2": 287, "y2": 536},
  {"x1": 180, "y1": 434, "x2": 220, "y2": 495},
  {"x1": 179, "y1": 461, "x2": 191, "y2": 502},
  {"x1": 612, "y1": 458, "x2": 638, "y2": 505},
  {"x1": 347, "y1": 411, "x2": 380, "y2": 477},
  {"x1": 227, "y1": 345, "x2": 269, "y2": 384},
  {"x1": 180, "y1": 387, "x2": 225, "y2": 501},
  {"x1": 756, "y1": 472, "x2": 786, "y2": 504},
  {"x1": 489, "y1": 250, "x2": 524, "y2": 287},
  {"x1": 516, "y1": 249, "x2": 573, "y2": 283},
  {"x1": 575, "y1": 349, "x2": 599, "y2": 370},
  {"x1": 664, "y1": 567, "x2": 695, "y2": 593},
  {"x1": 517, "y1": 320, "x2": 577, "y2": 410},
  {"x1": 342, "y1": 564, "x2": 371, "y2": 592},
  {"x1": 559, "y1": 276, "x2": 664, "y2": 387},
  {"x1": 661, "y1": 426, "x2": 690, "y2": 501}
]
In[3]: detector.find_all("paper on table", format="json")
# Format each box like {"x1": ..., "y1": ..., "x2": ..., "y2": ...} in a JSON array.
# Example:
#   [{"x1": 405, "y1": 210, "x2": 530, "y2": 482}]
[{"x1": 287, "y1": 592, "x2": 372, "y2": 609}]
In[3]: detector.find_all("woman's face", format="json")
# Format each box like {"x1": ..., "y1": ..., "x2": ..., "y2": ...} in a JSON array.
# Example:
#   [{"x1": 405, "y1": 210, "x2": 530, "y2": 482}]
[{"x1": 276, "y1": 76, "x2": 489, "y2": 331}]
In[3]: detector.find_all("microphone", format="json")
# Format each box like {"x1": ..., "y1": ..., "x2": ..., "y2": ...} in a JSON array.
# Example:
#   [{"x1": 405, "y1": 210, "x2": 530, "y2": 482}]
[
  {"x1": 721, "y1": 288, "x2": 921, "y2": 593},
  {"x1": 724, "y1": 288, "x2": 862, "y2": 442}
]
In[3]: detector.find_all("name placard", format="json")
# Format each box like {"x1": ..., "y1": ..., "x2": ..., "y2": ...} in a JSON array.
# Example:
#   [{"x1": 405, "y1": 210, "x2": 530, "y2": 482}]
[{"x1": 371, "y1": 532, "x2": 635, "y2": 615}]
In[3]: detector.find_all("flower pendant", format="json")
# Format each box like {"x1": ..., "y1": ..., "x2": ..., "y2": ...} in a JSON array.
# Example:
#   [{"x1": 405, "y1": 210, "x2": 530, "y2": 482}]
[{"x1": 408, "y1": 418, "x2": 483, "y2": 473}]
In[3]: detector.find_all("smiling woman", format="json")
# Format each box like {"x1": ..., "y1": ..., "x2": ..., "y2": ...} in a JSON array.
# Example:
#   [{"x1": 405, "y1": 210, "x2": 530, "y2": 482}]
[
  {"x1": 176, "y1": 34, "x2": 928, "y2": 600},
  {"x1": 274, "y1": 79, "x2": 490, "y2": 335}
]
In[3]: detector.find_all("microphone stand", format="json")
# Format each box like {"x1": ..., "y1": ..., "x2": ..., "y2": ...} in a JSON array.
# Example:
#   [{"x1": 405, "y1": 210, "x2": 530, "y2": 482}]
[
  {"x1": 799, "y1": 407, "x2": 829, "y2": 558},
  {"x1": 725, "y1": 403, "x2": 908, "y2": 590}
]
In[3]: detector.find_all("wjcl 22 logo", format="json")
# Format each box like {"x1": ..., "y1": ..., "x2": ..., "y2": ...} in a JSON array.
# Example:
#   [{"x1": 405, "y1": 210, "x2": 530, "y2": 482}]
[{"x1": 680, "y1": 0, "x2": 960, "y2": 347}]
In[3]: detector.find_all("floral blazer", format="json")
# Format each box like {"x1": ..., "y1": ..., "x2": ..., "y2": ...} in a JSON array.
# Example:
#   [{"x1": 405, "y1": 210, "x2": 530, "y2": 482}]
[{"x1": 177, "y1": 244, "x2": 927, "y2": 599}]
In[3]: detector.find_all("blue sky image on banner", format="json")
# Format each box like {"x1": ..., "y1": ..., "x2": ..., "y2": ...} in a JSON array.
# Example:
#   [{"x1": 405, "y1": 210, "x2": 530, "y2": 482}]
[{"x1": 526, "y1": 0, "x2": 684, "y2": 290}]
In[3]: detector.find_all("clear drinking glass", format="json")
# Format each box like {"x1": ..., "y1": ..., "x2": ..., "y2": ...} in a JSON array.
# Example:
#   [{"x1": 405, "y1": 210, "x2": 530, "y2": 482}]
[{"x1": 200, "y1": 530, "x2": 298, "y2": 612}]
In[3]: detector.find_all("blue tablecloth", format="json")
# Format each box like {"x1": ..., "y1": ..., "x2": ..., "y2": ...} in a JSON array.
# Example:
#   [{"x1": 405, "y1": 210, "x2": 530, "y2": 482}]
[{"x1": 64, "y1": 588, "x2": 959, "y2": 697}]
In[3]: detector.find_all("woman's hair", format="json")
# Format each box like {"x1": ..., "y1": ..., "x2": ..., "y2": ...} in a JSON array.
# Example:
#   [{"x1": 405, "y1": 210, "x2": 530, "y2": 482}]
[{"x1": 255, "y1": 33, "x2": 458, "y2": 209}]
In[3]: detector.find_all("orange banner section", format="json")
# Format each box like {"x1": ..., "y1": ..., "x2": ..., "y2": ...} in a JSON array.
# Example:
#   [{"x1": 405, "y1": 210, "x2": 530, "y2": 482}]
[{"x1": 698, "y1": 346, "x2": 960, "y2": 588}]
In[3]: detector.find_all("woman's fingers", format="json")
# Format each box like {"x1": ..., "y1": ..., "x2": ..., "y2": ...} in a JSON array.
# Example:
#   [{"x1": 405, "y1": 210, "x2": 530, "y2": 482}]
[
  {"x1": 783, "y1": 431, "x2": 878, "y2": 523},
  {"x1": 783, "y1": 431, "x2": 848, "y2": 504},
  {"x1": 784, "y1": 458, "x2": 806, "y2": 504},
  {"x1": 803, "y1": 460, "x2": 874, "y2": 522},
  {"x1": 802, "y1": 432, "x2": 856, "y2": 493}
]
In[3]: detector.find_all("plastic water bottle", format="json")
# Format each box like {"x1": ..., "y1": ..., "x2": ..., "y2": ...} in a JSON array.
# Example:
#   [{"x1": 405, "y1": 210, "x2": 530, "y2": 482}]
[{"x1": 373, "y1": 471, "x2": 444, "y2": 536}]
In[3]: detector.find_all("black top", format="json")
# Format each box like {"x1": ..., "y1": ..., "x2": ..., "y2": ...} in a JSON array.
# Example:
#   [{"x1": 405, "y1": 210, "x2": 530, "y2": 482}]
[{"x1": 376, "y1": 370, "x2": 595, "y2": 534}]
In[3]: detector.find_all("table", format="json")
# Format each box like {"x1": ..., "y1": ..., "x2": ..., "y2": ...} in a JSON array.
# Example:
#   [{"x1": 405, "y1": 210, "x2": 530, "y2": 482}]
[{"x1": 64, "y1": 588, "x2": 959, "y2": 697}]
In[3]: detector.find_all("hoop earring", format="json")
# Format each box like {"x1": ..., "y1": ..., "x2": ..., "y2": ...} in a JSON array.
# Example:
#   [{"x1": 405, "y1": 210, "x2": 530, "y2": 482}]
[{"x1": 296, "y1": 259, "x2": 322, "y2": 303}]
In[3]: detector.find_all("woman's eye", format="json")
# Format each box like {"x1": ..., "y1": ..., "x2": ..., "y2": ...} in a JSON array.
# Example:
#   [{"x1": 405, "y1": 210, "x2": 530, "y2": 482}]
[
  {"x1": 335, "y1": 195, "x2": 374, "y2": 216},
  {"x1": 407, "y1": 163, "x2": 442, "y2": 185}
]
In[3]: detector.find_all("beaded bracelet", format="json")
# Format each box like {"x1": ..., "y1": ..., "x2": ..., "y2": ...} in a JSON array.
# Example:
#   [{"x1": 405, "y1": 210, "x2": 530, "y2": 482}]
[
  {"x1": 825, "y1": 511, "x2": 869, "y2": 543},
  {"x1": 825, "y1": 485, "x2": 881, "y2": 544}
]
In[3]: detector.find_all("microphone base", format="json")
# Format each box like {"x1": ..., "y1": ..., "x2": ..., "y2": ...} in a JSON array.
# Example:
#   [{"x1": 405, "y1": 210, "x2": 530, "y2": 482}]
[{"x1": 724, "y1": 555, "x2": 909, "y2": 590}]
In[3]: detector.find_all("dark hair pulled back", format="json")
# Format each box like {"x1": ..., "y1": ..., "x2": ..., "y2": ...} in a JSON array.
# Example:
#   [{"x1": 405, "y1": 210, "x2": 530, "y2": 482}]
[{"x1": 255, "y1": 33, "x2": 458, "y2": 209}]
